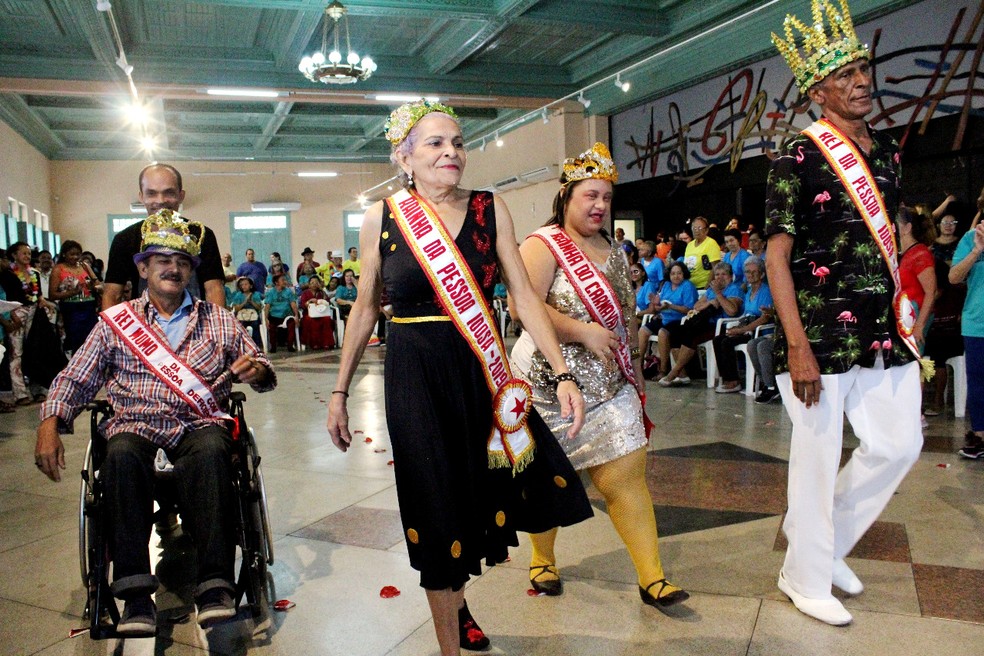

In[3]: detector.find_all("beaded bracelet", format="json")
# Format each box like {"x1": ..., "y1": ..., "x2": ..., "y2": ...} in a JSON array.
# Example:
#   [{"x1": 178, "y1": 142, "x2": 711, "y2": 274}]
[
  {"x1": 553, "y1": 372, "x2": 584, "y2": 391},
  {"x1": 332, "y1": 390, "x2": 349, "y2": 397}
]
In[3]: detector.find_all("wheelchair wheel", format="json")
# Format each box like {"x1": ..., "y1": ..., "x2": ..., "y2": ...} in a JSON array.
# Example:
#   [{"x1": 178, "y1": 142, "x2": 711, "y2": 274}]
[
  {"x1": 78, "y1": 440, "x2": 94, "y2": 587},
  {"x1": 247, "y1": 427, "x2": 274, "y2": 565}
]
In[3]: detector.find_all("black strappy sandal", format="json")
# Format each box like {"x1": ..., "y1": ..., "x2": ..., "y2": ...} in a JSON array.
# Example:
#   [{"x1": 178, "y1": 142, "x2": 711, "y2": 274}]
[
  {"x1": 639, "y1": 578, "x2": 690, "y2": 608},
  {"x1": 529, "y1": 564, "x2": 563, "y2": 596}
]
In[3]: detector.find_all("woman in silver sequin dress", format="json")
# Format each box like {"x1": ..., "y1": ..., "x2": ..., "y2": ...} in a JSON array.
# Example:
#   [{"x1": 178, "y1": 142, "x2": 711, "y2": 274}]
[{"x1": 510, "y1": 143, "x2": 689, "y2": 608}]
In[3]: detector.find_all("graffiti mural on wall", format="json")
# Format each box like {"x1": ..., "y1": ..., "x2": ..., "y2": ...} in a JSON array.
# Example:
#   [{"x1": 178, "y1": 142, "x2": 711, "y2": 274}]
[{"x1": 611, "y1": 0, "x2": 983, "y2": 192}]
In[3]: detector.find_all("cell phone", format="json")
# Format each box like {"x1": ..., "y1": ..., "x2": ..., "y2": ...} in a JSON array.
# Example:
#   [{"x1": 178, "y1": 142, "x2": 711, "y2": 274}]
[{"x1": 701, "y1": 254, "x2": 712, "y2": 270}]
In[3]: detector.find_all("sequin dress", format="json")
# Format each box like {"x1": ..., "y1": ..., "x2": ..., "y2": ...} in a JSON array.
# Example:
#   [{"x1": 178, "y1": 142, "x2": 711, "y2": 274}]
[
  {"x1": 511, "y1": 241, "x2": 646, "y2": 470},
  {"x1": 380, "y1": 191, "x2": 592, "y2": 591}
]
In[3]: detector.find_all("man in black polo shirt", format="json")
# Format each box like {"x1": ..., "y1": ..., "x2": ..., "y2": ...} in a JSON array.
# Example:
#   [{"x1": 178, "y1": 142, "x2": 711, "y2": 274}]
[{"x1": 103, "y1": 164, "x2": 225, "y2": 309}]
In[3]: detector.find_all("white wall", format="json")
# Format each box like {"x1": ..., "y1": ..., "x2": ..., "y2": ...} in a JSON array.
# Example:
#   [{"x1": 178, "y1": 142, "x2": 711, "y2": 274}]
[{"x1": 0, "y1": 120, "x2": 51, "y2": 223}]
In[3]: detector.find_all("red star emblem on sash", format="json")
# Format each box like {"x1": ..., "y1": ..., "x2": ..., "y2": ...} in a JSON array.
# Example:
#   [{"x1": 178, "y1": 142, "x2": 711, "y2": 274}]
[{"x1": 511, "y1": 397, "x2": 526, "y2": 418}]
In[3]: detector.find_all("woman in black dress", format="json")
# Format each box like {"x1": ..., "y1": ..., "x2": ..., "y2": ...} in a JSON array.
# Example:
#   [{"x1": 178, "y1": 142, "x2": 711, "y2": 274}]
[{"x1": 326, "y1": 101, "x2": 592, "y2": 656}]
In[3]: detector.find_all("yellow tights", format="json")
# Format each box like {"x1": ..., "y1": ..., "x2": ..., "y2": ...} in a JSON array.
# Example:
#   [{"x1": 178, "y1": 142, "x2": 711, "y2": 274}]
[{"x1": 529, "y1": 448, "x2": 681, "y2": 595}]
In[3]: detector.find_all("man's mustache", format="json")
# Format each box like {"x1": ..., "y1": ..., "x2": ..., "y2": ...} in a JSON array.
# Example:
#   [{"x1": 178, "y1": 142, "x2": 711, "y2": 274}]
[{"x1": 161, "y1": 272, "x2": 184, "y2": 282}]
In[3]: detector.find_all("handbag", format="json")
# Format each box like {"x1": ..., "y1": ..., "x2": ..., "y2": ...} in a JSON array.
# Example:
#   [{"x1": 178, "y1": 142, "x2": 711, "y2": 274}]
[{"x1": 236, "y1": 308, "x2": 259, "y2": 322}]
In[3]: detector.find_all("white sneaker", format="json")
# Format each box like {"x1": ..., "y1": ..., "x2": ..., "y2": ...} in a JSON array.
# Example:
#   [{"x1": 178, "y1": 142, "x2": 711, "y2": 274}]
[
  {"x1": 657, "y1": 377, "x2": 674, "y2": 387},
  {"x1": 715, "y1": 383, "x2": 741, "y2": 394},
  {"x1": 778, "y1": 570, "x2": 852, "y2": 626},
  {"x1": 831, "y1": 559, "x2": 864, "y2": 595},
  {"x1": 673, "y1": 376, "x2": 691, "y2": 385}
]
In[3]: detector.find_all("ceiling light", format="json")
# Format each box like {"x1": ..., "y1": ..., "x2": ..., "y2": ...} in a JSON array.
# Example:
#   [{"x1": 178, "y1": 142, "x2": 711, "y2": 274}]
[
  {"x1": 206, "y1": 88, "x2": 281, "y2": 98},
  {"x1": 299, "y1": 1, "x2": 376, "y2": 85},
  {"x1": 96, "y1": 1, "x2": 112, "y2": 11},
  {"x1": 495, "y1": 132, "x2": 503, "y2": 148},
  {"x1": 577, "y1": 91, "x2": 591, "y2": 109},
  {"x1": 296, "y1": 171, "x2": 339, "y2": 177},
  {"x1": 372, "y1": 94, "x2": 440, "y2": 103},
  {"x1": 140, "y1": 135, "x2": 157, "y2": 152},
  {"x1": 124, "y1": 102, "x2": 149, "y2": 125},
  {"x1": 615, "y1": 74, "x2": 630, "y2": 92}
]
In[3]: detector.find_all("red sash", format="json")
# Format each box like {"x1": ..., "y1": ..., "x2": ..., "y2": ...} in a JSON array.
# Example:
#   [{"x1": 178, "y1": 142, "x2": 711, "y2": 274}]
[
  {"x1": 386, "y1": 189, "x2": 535, "y2": 473},
  {"x1": 531, "y1": 226, "x2": 653, "y2": 438},
  {"x1": 101, "y1": 302, "x2": 231, "y2": 420}
]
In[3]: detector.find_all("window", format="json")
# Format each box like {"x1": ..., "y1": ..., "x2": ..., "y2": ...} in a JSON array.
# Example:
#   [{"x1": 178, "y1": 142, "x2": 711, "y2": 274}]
[
  {"x1": 107, "y1": 214, "x2": 147, "y2": 248},
  {"x1": 233, "y1": 214, "x2": 288, "y2": 230}
]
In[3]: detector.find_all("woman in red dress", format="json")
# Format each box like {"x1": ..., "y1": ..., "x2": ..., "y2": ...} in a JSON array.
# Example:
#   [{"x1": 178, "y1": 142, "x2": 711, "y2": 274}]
[{"x1": 298, "y1": 275, "x2": 335, "y2": 349}]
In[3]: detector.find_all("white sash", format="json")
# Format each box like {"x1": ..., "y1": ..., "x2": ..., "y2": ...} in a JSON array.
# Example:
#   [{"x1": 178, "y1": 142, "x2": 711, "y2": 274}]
[
  {"x1": 101, "y1": 302, "x2": 231, "y2": 420},
  {"x1": 531, "y1": 226, "x2": 653, "y2": 437},
  {"x1": 386, "y1": 189, "x2": 535, "y2": 474},
  {"x1": 801, "y1": 119, "x2": 922, "y2": 363}
]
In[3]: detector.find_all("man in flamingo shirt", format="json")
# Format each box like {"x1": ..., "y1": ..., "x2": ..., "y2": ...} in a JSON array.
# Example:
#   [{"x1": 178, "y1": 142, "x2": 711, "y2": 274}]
[{"x1": 763, "y1": 0, "x2": 922, "y2": 627}]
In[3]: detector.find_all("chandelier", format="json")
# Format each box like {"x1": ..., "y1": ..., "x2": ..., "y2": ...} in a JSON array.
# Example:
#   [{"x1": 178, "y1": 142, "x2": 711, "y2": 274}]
[{"x1": 298, "y1": 1, "x2": 377, "y2": 85}]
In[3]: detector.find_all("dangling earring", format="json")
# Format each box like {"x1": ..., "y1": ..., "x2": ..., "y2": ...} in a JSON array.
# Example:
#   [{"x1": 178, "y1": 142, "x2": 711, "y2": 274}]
[{"x1": 406, "y1": 170, "x2": 414, "y2": 187}]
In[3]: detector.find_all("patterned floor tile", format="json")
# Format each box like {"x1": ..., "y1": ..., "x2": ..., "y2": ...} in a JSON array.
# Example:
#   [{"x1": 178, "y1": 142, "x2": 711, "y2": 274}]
[
  {"x1": 291, "y1": 506, "x2": 404, "y2": 551},
  {"x1": 773, "y1": 518, "x2": 912, "y2": 563},
  {"x1": 912, "y1": 564, "x2": 984, "y2": 623}
]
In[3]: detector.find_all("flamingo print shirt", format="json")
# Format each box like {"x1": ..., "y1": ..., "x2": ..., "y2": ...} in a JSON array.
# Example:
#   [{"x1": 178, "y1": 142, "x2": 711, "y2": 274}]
[{"x1": 764, "y1": 124, "x2": 914, "y2": 376}]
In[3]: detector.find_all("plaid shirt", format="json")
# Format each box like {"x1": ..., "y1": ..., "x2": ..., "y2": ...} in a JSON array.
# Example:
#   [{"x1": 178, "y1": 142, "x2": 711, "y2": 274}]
[{"x1": 41, "y1": 292, "x2": 276, "y2": 449}]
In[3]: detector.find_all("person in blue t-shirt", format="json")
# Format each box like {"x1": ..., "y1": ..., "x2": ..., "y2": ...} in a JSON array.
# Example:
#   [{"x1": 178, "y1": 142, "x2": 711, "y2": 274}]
[
  {"x1": 229, "y1": 276, "x2": 265, "y2": 350},
  {"x1": 658, "y1": 261, "x2": 743, "y2": 387},
  {"x1": 722, "y1": 229, "x2": 750, "y2": 288},
  {"x1": 950, "y1": 221, "x2": 984, "y2": 458},
  {"x1": 631, "y1": 262, "x2": 662, "y2": 357},
  {"x1": 639, "y1": 240, "x2": 665, "y2": 287},
  {"x1": 712, "y1": 256, "x2": 774, "y2": 393},
  {"x1": 264, "y1": 273, "x2": 299, "y2": 352},
  {"x1": 651, "y1": 261, "x2": 699, "y2": 380}
]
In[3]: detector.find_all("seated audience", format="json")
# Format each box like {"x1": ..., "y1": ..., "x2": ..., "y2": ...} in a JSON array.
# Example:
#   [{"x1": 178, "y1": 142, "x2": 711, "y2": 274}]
[
  {"x1": 229, "y1": 277, "x2": 264, "y2": 350},
  {"x1": 721, "y1": 229, "x2": 750, "y2": 287},
  {"x1": 631, "y1": 262, "x2": 661, "y2": 355},
  {"x1": 712, "y1": 256, "x2": 773, "y2": 393},
  {"x1": 658, "y1": 261, "x2": 743, "y2": 387},
  {"x1": 333, "y1": 268, "x2": 358, "y2": 321},
  {"x1": 299, "y1": 276, "x2": 335, "y2": 350},
  {"x1": 264, "y1": 273, "x2": 299, "y2": 353},
  {"x1": 654, "y1": 262, "x2": 699, "y2": 381}
]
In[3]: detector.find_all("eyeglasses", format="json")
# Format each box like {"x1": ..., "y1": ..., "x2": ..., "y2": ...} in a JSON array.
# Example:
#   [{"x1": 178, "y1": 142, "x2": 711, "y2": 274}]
[
  {"x1": 940, "y1": 221, "x2": 957, "y2": 226},
  {"x1": 630, "y1": 269, "x2": 643, "y2": 275}
]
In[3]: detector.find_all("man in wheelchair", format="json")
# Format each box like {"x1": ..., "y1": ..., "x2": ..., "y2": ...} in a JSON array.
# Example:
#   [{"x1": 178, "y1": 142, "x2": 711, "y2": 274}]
[{"x1": 34, "y1": 210, "x2": 276, "y2": 636}]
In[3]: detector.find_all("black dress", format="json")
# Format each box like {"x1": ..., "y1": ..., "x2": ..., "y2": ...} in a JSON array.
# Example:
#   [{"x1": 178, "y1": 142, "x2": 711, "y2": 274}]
[{"x1": 380, "y1": 190, "x2": 592, "y2": 591}]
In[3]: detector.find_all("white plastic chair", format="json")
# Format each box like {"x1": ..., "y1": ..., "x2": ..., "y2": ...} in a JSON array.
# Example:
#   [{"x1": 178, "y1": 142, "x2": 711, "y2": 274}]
[
  {"x1": 697, "y1": 316, "x2": 736, "y2": 389},
  {"x1": 735, "y1": 323, "x2": 775, "y2": 396},
  {"x1": 492, "y1": 298, "x2": 509, "y2": 337},
  {"x1": 330, "y1": 300, "x2": 346, "y2": 347},
  {"x1": 946, "y1": 354, "x2": 967, "y2": 418}
]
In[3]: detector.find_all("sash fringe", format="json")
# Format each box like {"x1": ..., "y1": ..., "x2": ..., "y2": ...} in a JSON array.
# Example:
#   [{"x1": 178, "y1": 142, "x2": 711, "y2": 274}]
[{"x1": 488, "y1": 442, "x2": 537, "y2": 476}]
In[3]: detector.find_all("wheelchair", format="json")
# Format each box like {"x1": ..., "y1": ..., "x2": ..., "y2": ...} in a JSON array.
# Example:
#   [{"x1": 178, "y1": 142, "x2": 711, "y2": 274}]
[{"x1": 78, "y1": 391, "x2": 274, "y2": 639}]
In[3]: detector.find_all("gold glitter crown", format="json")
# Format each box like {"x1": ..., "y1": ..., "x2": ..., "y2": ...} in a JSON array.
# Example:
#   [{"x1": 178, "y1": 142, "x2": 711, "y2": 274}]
[
  {"x1": 384, "y1": 99, "x2": 458, "y2": 146},
  {"x1": 771, "y1": 0, "x2": 870, "y2": 93},
  {"x1": 561, "y1": 142, "x2": 618, "y2": 185},
  {"x1": 139, "y1": 209, "x2": 203, "y2": 260}
]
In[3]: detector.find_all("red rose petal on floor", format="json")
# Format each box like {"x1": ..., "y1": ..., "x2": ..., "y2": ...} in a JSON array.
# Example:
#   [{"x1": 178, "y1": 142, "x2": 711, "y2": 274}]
[
  {"x1": 937, "y1": 463, "x2": 951, "y2": 468},
  {"x1": 526, "y1": 588, "x2": 545, "y2": 596},
  {"x1": 387, "y1": 460, "x2": 394, "y2": 466},
  {"x1": 379, "y1": 585, "x2": 401, "y2": 598},
  {"x1": 374, "y1": 448, "x2": 387, "y2": 453},
  {"x1": 364, "y1": 437, "x2": 373, "y2": 443},
  {"x1": 274, "y1": 599, "x2": 296, "y2": 611},
  {"x1": 69, "y1": 628, "x2": 90, "y2": 638}
]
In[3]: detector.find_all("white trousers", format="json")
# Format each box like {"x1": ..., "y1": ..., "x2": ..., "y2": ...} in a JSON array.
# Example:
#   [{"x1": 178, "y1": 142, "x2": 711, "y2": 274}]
[{"x1": 776, "y1": 359, "x2": 922, "y2": 599}]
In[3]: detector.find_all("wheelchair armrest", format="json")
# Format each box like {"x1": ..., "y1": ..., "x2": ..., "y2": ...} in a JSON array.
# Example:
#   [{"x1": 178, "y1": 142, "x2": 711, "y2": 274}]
[
  {"x1": 84, "y1": 400, "x2": 113, "y2": 413},
  {"x1": 229, "y1": 391, "x2": 246, "y2": 403}
]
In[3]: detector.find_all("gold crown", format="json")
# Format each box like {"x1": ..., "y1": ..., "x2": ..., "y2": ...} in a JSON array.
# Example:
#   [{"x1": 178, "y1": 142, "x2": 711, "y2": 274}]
[
  {"x1": 139, "y1": 209, "x2": 203, "y2": 260},
  {"x1": 771, "y1": 0, "x2": 869, "y2": 93},
  {"x1": 561, "y1": 142, "x2": 618, "y2": 185},
  {"x1": 384, "y1": 99, "x2": 458, "y2": 146}
]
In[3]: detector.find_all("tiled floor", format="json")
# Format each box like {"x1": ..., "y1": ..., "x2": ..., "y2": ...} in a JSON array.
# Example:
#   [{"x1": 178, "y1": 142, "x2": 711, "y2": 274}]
[{"x1": 1, "y1": 345, "x2": 982, "y2": 655}]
